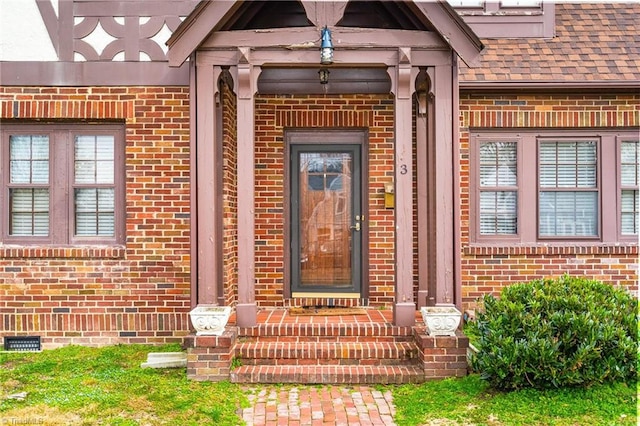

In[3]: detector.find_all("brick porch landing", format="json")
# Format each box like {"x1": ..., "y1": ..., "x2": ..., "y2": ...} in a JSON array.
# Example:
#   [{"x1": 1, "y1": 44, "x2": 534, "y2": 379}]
[{"x1": 184, "y1": 308, "x2": 469, "y2": 384}]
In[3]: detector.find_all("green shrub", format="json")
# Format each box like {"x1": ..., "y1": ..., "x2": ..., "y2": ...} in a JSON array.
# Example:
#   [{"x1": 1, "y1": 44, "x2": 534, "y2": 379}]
[{"x1": 468, "y1": 275, "x2": 638, "y2": 390}]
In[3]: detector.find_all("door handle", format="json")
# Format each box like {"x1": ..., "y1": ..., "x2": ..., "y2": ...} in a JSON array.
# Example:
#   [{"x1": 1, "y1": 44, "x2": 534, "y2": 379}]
[{"x1": 350, "y1": 222, "x2": 360, "y2": 232}]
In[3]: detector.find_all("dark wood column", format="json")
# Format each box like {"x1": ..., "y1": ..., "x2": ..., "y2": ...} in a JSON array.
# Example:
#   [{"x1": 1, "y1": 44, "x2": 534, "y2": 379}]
[
  {"x1": 428, "y1": 63, "x2": 456, "y2": 305},
  {"x1": 235, "y1": 47, "x2": 258, "y2": 327},
  {"x1": 416, "y1": 69, "x2": 431, "y2": 308},
  {"x1": 193, "y1": 63, "x2": 222, "y2": 307},
  {"x1": 393, "y1": 48, "x2": 416, "y2": 326}
]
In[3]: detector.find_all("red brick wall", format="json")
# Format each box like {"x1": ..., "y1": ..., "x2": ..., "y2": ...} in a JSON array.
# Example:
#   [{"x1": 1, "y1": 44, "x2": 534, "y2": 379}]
[
  {"x1": 459, "y1": 93, "x2": 640, "y2": 311},
  {"x1": 252, "y1": 94, "x2": 398, "y2": 307},
  {"x1": 0, "y1": 86, "x2": 191, "y2": 348},
  {"x1": 221, "y1": 79, "x2": 238, "y2": 306}
]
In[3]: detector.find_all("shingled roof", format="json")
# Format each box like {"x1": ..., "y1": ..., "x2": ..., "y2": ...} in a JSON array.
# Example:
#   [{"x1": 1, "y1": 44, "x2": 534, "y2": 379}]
[{"x1": 460, "y1": 3, "x2": 640, "y2": 89}]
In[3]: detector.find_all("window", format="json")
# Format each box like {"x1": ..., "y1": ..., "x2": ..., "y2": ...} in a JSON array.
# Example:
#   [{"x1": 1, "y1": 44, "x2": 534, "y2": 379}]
[
  {"x1": 538, "y1": 140, "x2": 598, "y2": 238},
  {"x1": 471, "y1": 131, "x2": 639, "y2": 244},
  {"x1": 1, "y1": 124, "x2": 124, "y2": 245},
  {"x1": 478, "y1": 141, "x2": 517, "y2": 235},
  {"x1": 620, "y1": 140, "x2": 639, "y2": 235},
  {"x1": 303, "y1": 153, "x2": 350, "y2": 192}
]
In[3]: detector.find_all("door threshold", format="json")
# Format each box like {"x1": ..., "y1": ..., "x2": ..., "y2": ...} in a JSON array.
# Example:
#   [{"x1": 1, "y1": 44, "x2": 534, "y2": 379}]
[{"x1": 292, "y1": 292, "x2": 361, "y2": 299}]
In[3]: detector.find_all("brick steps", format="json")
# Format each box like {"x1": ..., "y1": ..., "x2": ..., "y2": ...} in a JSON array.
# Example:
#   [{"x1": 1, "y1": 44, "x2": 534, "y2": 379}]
[
  {"x1": 230, "y1": 364, "x2": 426, "y2": 384},
  {"x1": 238, "y1": 322, "x2": 414, "y2": 340},
  {"x1": 231, "y1": 320, "x2": 424, "y2": 384},
  {"x1": 185, "y1": 310, "x2": 469, "y2": 383},
  {"x1": 236, "y1": 341, "x2": 419, "y2": 365}
]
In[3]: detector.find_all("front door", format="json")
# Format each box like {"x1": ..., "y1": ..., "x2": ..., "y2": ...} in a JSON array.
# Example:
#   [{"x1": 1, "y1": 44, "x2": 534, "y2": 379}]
[{"x1": 290, "y1": 143, "x2": 363, "y2": 297}]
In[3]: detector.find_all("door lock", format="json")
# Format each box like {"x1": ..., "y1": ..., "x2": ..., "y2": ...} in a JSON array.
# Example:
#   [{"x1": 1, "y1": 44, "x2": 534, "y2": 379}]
[{"x1": 350, "y1": 215, "x2": 364, "y2": 232}]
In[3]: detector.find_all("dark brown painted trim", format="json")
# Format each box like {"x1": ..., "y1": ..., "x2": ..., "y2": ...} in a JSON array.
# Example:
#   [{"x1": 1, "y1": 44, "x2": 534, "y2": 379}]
[
  {"x1": 167, "y1": 1, "x2": 243, "y2": 67},
  {"x1": 452, "y1": 55, "x2": 463, "y2": 310},
  {"x1": 300, "y1": 0, "x2": 348, "y2": 27},
  {"x1": 35, "y1": 0, "x2": 59, "y2": 57},
  {"x1": 460, "y1": 2, "x2": 555, "y2": 38},
  {"x1": 258, "y1": 67, "x2": 391, "y2": 95},
  {"x1": 74, "y1": 1, "x2": 198, "y2": 16},
  {"x1": 0, "y1": 62, "x2": 189, "y2": 87},
  {"x1": 195, "y1": 48, "x2": 453, "y2": 68},
  {"x1": 408, "y1": 1, "x2": 484, "y2": 68},
  {"x1": 0, "y1": 123, "x2": 126, "y2": 246},
  {"x1": 468, "y1": 129, "x2": 640, "y2": 246},
  {"x1": 168, "y1": 1, "x2": 482, "y2": 68},
  {"x1": 392, "y1": 49, "x2": 416, "y2": 326},
  {"x1": 201, "y1": 27, "x2": 446, "y2": 49},
  {"x1": 189, "y1": 59, "x2": 198, "y2": 310}
]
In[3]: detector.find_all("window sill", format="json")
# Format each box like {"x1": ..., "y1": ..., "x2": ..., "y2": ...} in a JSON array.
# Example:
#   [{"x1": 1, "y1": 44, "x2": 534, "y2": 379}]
[
  {"x1": 464, "y1": 242, "x2": 638, "y2": 256},
  {"x1": 0, "y1": 245, "x2": 126, "y2": 259}
]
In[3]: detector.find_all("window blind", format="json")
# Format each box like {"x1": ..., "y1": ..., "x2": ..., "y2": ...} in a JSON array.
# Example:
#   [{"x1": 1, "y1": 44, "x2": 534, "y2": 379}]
[
  {"x1": 74, "y1": 135, "x2": 115, "y2": 236},
  {"x1": 621, "y1": 141, "x2": 639, "y2": 235},
  {"x1": 479, "y1": 141, "x2": 517, "y2": 235},
  {"x1": 8, "y1": 135, "x2": 50, "y2": 236},
  {"x1": 539, "y1": 141, "x2": 598, "y2": 237}
]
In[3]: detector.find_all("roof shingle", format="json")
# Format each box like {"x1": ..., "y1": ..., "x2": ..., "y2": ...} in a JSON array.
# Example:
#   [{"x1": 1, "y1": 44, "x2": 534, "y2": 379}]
[{"x1": 460, "y1": 3, "x2": 640, "y2": 86}]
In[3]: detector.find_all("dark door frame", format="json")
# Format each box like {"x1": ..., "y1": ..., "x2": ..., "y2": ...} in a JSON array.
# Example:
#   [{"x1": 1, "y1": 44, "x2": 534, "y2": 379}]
[{"x1": 284, "y1": 128, "x2": 369, "y2": 300}]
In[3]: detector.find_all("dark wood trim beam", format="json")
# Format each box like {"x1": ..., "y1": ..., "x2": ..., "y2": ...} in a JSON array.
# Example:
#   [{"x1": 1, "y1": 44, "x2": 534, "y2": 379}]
[
  {"x1": 332, "y1": 28, "x2": 445, "y2": 49},
  {"x1": 409, "y1": 1, "x2": 483, "y2": 68},
  {"x1": 195, "y1": 48, "x2": 452, "y2": 68},
  {"x1": 201, "y1": 27, "x2": 319, "y2": 49},
  {"x1": 35, "y1": 0, "x2": 59, "y2": 58},
  {"x1": 300, "y1": 1, "x2": 348, "y2": 27},
  {"x1": 74, "y1": 1, "x2": 198, "y2": 16},
  {"x1": 0, "y1": 62, "x2": 189, "y2": 86},
  {"x1": 167, "y1": 1, "x2": 243, "y2": 67},
  {"x1": 201, "y1": 27, "x2": 445, "y2": 50},
  {"x1": 58, "y1": 0, "x2": 74, "y2": 61}
]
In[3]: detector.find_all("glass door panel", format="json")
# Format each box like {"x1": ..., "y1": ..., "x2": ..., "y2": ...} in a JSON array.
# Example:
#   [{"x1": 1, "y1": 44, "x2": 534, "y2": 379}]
[{"x1": 291, "y1": 145, "x2": 361, "y2": 295}]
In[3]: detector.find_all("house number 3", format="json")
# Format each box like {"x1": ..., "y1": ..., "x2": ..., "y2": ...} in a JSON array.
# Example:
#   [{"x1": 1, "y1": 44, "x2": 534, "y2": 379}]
[{"x1": 400, "y1": 164, "x2": 408, "y2": 175}]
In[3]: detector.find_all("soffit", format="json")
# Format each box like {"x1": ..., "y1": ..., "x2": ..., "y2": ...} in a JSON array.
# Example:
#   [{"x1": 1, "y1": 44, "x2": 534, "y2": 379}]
[{"x1": 460, "y1": 3, "x2": 640, "y2": 88}]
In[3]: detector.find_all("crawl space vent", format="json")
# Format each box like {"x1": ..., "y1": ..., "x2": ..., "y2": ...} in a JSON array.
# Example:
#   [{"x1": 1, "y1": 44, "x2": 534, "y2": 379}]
[{"x1": 4, "y1": 336, "x2": 41, "y2": 351}]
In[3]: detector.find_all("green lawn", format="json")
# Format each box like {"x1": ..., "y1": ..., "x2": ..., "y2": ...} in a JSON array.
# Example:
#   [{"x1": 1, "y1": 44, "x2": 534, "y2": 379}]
[
  {"x1": 1, "y1": 345, "x2": 636, "y2": 425},
  {"x1": 0, "y1": 344, "x2": 247, "y2": 425},
  {"x1": 393, "y1": 375, "x2": 637, "y2": 426}
]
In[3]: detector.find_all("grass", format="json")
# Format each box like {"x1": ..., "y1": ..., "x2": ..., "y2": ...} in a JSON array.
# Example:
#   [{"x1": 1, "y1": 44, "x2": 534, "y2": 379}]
[
  {"x1": 1, "y1": 345, "x2": 637, "y2": 425},
  {"x1": 0, "y1": 344, "x2": 247, "y2": 425},
  {"x1": 392, "y1": 374, "x2": 638, "y2": 426}
]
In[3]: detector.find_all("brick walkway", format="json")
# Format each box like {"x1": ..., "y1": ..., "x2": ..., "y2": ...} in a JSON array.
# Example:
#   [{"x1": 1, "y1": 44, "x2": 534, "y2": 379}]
[{"x1": 241, "y1": 385, "x2": 397, "y2": 426}]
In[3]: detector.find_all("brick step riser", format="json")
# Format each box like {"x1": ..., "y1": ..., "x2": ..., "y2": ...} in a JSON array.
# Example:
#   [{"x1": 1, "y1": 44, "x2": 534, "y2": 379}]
[
  {"x1": 235, "y1": 343, "x2": 419, "y2": 360},
  {"x1": 238, "y1": 358, "x2": 420, "y2": 366},
  {"x1": 238, "y1": 327, "x2": 413, "y2": 339},
  {"x1": 230, "y1": 366, "x2": 426, "y2": 385},
  {"x1": 237, "y1": 336, "x2": 415, "y2": 343}
]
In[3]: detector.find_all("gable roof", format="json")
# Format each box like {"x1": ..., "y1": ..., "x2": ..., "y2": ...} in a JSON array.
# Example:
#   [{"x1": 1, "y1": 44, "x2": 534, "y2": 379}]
[
  {"x1": 167, "y1": 0, "x2": 483, "y2": 67},
  {"x1": 460, "y1": 3, "x2": 640, "y2": 89}
]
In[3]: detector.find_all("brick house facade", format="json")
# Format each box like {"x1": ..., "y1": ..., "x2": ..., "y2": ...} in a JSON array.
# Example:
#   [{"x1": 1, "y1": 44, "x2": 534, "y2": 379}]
[
  {"x1": 0, "y1": 86, "x2": 192, "y2": 346},
  {"x1": 0, "y1": 1, "x2": 637, "y2": 382}
]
